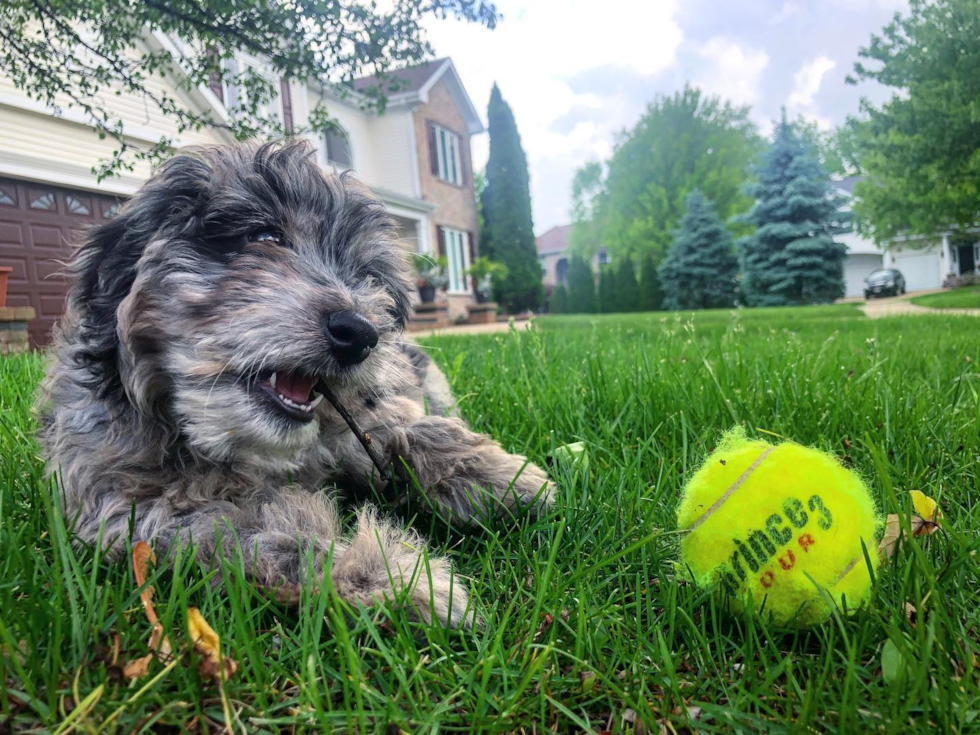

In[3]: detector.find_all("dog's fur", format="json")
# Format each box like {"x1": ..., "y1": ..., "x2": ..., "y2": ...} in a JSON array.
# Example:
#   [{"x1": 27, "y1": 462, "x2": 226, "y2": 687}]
[{"x1": 39, "y1": 141, "x2": 552, "y2": 626}]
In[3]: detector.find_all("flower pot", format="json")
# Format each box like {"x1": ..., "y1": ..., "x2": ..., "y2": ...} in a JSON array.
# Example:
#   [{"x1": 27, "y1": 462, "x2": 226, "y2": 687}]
[
  {"x1": 419, "y1": 284, "x2": 436, "y2": 303},
  {"x1": 474, "y1": 290, "x2": 491, "y2": 304},
  {"x1": 0, "y1": 267, "x2": 12, "y2": 308}
]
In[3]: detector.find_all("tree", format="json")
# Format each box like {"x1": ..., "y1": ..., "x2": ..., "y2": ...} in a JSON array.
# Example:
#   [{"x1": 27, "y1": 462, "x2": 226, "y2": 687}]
[
  {"x1": 790, "y1": 117, "x2": 860, "y2": 179},
  {"x1": 639, "y1": 254, "x2": 663, "y2": 312},
  {"x1": 574, "y1": 86, "x2": 761, "y2": 263},
  {"x1": 550, "y1": 284, "x2": 569, "y2": 314},
  {"x1": 846, "y1": 0, "x2": 980, "y2": 241},
  {"x1": 613, "y1": 258, "x2": 641, "y2": 312},
  {"x1": 739, "y1": 117, "x2": 849, "y2": 306},
  {"x1": 568, "y1": 161, "x2": 607, "y2": 257},
  {"x1": 480, "y1": 84, "x2": 543, "y2": 312},
  {"x1": 658, "y1": 190, "x2": 738, "y2": 310},
  {"x1": 567, "y1": 255, "x2": 596, "y2": 314},
  {"x1": 597, "y1": 265, "x2": 615, "y2": 313},
  {"x1": 0, "y1": 1, "x2": 497, "y2": 179}
]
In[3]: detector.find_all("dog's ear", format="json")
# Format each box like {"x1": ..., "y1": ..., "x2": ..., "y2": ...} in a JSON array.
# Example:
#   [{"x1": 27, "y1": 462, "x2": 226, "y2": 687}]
[{"x1": 71, "y1": 153, "x2": 212, "y2": 397}]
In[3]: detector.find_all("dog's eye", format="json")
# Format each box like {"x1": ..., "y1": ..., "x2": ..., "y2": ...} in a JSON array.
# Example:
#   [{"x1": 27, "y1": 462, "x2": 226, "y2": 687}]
[{"x1": 250, "y1": 230, "x2": 283, "y2": 246}]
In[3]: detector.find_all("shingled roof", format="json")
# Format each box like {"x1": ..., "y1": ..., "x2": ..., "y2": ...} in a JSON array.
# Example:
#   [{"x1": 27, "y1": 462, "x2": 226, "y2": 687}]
[
  {"x1": 536, "y1": 225, "x2": 574, "y2": 256},
  {"x1": 353, "y1": 58, "x2": 449, "y2": 95}
]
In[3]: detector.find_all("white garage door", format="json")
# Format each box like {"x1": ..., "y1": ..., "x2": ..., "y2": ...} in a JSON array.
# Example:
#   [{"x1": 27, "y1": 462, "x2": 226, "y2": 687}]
[
  {"x1": 893, "y1": 251, "x2": 942, "y2": 292},
  {"x1": 843, "y1": 254, "x2": 883, "y2": 297}
]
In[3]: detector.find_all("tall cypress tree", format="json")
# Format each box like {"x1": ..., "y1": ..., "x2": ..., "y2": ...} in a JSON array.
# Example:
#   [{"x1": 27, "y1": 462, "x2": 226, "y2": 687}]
[
  {"x1": 639, "y1": 253, "x2": 663, "y2": 311},
  {"x1": 481, "y1": 84, "x2": 543, "y2": 312},
  {"x1": 598, "y1": 265, "x2": 615, "y2": 313},
  {"x1": 739, "y1": 116, "x2": 849, "y2": 306},
  {"x1": 659, "y1": 190, "x2": 739, "y2": 310},
  {"x1": 614, "y1": 258, "x2": 641, "y2": 312},
  {"x1": 567, "y1": 255, "x2": 596, "y2": 313},
  {"x1": 550, "y1": 284, "x2": 569, "y2": 313}
]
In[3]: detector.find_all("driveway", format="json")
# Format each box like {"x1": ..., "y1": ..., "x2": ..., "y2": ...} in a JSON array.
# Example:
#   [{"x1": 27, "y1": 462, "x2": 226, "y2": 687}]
[{"x1": 861, "y1": 290, "x2": 980, "y2": 319}]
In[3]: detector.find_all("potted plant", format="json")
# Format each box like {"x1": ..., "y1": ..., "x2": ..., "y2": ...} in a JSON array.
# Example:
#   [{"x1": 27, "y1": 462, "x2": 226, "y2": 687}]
[
  {"x1": 466, "y1": 257, "x2": 508, "y2": 304},
  {"x1": 0, "y1": 266, "x2": 11, "y2": 308},
  {"x1": 412, "y1": 254, "x2": 449, "y2": 303}
]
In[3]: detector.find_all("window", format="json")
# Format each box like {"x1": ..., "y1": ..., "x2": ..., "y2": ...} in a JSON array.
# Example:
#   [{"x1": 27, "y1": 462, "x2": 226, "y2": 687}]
[
  {"x1": 431, "y1": 123, "x2": 463, "y2": 185},
  {"x1": 66, "y1": 195, "x2": 92, "y2": 216},
  {"x1": 221, "y1": 57, "x2": 282, "y2": 122},
  {"x1": 30, "y1": 192, "x2": 55, "y2": 211},
  {"x1": 597, "y1": 249, "x2": 610, "y2": 266},
  {"x1": 442, "y1": 228, "x2": 471, "y2": 293},
  {"x1": 0, "y1": 184, "x2": 14, "y2": 206},
  {"x1": 556, "y1": 257, "x2": 569, "y2": 285},
  {"x1": 325, "y1": 128, "x2": 352, "y2": 169}
]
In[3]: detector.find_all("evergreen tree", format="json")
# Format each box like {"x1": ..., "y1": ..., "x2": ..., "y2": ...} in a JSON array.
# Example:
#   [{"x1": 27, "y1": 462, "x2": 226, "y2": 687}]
[
  {"x1": 598, "y1": 265, "x2": 615, "y2": 313},
  {"x1": 614, "y1": 258, "x2": 641, "y2": 312},
  {"x1": 567, "y1": 255, "x2": 596, "y2": 313},
  {"x1": 551, "y1": 284, "x2": 569, "y2": 314},
  {"x1": 659, "y1": 190, "x2": 739, "y2": 310},
  {"x1": 639, "y1": 254, "x2": 663, "y2": 312},
  {"x1": 480, "y1": 84, "x2": 543, "y2": 312},
  {"x1": 739, "y1": 117, "x2": 849, "y2": 306}
]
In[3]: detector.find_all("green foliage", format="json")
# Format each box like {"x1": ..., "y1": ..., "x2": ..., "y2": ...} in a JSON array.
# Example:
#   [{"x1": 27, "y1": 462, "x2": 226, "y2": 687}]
[
  {"x1": 847, "y1": 0, "x2": 980, "y2": 241},
  {"x1": 480, "y1": 84, "x2": 543, "y2": 313},
  {"x1": 597, "y1": 265, "x2": 615, "y2": 313},
  {"x1": 639, "y1": 253, "x2": 663, "y2": 312},
  {"x1": 568, "y1": 161, "x2": 607, "y2": 257},
  {"x1": 612, "y1": 258, "x2": 641, "y2": 313},
  {"x1": 566, "y1": 255, "x2": 597, "y2": 314},
  {"x1": 739, "y1": 117, "x2": 849, "y2": 306},
  {"x1": 550, "y1": 283, "x2": 569, "y2": 314},
  {"x1": 0, "y1": 0, "x2": 497, "y2": 179},
  {"x1": 411, "y1": 253, "x2": 449, "y2": 290},
  {"x1": 465, "y1": 257, "x2": 509, "y2": 300},
  {"x1": 659, "y1": 190, "x2": 738, "y2": 310},
  {"x1": 790, "y1": 117, "x2": 860, "y2": 179},
  {"x1": 573, "y1": 86, "x2": 761, "y2": 263}
]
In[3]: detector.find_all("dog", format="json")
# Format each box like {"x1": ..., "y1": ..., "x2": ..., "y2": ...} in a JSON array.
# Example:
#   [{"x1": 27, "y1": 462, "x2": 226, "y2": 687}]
[{"x1": 39, "y1": 140, "x2": 553, "y2": 627}]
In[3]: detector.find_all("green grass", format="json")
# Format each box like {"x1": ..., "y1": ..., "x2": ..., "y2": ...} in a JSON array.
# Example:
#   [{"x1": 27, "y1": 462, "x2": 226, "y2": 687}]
[
  {"x1": 2, "y1": 305, "x2": 979, "y2": 731},
  {"x1": 911, "y1": 286, "x2": 980, "y2": 309}
]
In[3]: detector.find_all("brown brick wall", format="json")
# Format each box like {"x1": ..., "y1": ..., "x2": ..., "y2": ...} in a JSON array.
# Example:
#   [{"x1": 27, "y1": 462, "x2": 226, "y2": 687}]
[{"x1": 413, "y1": 80, "x2": 480, "y2": 258}]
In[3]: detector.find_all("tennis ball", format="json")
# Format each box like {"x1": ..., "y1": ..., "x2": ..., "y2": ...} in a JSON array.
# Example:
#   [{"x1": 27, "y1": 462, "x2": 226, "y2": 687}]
[{"x1": 677, "y1": 428, "x2": 881, "y2": 627}]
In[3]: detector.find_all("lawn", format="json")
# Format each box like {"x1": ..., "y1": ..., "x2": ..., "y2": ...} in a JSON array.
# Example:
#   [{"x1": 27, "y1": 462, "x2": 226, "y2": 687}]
[
  {"x1": 2, "y1": 304, "x2": 979, "y2": 731},
  {"x1": 911, "y1": 286, "x2": 980, "y2": 310}
]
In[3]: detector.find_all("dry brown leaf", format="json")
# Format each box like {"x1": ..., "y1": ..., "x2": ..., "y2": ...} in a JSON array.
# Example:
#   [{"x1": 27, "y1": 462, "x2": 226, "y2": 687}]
[
  {"x1": 122, "y1": 541, "x2": 174, "y2": 680},
  {"x1": 878, "y1": 492, "x2": 943, "y2": 561},
  {"x1": 904, "y1": 602, "x2": 917, "y2": 628},
  {"x1": 187, "y1": 607, "x2": 238, "y2": 682}
]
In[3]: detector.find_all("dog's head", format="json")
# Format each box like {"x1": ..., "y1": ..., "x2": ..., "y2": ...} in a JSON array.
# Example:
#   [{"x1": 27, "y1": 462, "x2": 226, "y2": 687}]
[{"x1": 69, "y1": 141, "x2": 413, "y2": 463}]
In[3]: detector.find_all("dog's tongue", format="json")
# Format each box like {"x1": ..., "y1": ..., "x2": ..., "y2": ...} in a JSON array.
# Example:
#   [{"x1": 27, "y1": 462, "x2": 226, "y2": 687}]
[{"x1": 275, "y1": 372, "x2": 317, "y2": 404}]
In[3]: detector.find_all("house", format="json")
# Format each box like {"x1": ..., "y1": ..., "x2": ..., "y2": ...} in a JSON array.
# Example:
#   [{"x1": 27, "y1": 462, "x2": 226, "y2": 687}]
[
  {"x1": 536, "y1": 224, "x2": 609, "y2": 308},
  {"x1": 0, "y1": 38, "x2": 483, "y2": 347},
  {"x1": 835, "y1": 176, "x2": 980, "y2": 295}
]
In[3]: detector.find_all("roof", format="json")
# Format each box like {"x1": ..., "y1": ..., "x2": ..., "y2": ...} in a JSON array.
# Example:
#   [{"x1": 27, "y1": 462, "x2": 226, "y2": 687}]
[
  {"x1": 536, "y1": 224, "x2": 574, "y2": 256},
  {"x1": 353, "y1": 59, "x2": 447, "y2": 95},
  {"x1": 833, "y1": 175, "x2": 863, "y2": 195},
  {"x1": 352, "y1": 58, "x2": 484, "y2": 135}
]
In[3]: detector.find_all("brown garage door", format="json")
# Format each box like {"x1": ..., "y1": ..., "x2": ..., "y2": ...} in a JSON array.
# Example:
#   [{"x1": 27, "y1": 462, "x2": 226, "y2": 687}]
[{"x1": 0, "y1": 177, "x2": 123, "y2": 348}]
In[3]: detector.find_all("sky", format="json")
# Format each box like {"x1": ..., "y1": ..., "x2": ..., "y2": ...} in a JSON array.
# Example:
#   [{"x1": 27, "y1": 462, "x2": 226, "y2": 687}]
[{"x1": 423, "y1": 0, "x2": 908, "y2": 235}]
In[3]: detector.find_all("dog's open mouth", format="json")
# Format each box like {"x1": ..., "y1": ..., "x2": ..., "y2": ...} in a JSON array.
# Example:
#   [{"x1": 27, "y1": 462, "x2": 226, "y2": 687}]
[{"x1": 253, "y1": 371, "x2": 324, "y2": 422}]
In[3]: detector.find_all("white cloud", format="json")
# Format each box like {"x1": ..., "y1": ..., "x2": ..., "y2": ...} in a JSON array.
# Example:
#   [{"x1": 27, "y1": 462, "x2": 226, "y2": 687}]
[
  {"x1": 693, "y1": 37, "x2": 769, "y2": 107},
  {"x1": 423, "y1": 0, "x2": 683, "y2": 231},
  {"x1": 770, "y1": 1, "x2": 802, "y2": 24},
  {"x1": 787, "y1": 55, "x2": 836, "y2": 129}
]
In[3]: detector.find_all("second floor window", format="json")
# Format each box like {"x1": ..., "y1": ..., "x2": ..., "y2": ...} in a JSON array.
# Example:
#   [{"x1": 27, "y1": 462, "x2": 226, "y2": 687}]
[
  {"x1": 325, "y1": 128, "x2": 353, "y2": 169},
  {"x1": 430, "y1": 123, "x2": 463, "y2": 186}
]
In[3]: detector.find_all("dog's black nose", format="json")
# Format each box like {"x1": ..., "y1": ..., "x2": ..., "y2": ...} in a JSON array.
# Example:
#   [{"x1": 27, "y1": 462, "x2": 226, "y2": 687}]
[{"x1": 325, "y1": 310, "x2": 379, "y2": 365}]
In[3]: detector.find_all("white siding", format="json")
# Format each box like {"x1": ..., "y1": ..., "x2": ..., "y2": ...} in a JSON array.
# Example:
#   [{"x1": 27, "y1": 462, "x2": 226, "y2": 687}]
[{"x1": 370, "y1": 110, "x2": 416, "y2": 197}]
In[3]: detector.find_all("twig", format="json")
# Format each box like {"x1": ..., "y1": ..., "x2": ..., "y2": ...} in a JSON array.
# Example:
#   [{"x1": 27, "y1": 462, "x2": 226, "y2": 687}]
[{"x1": 314, "y1": 380, "x2": 390, "y2": 478}]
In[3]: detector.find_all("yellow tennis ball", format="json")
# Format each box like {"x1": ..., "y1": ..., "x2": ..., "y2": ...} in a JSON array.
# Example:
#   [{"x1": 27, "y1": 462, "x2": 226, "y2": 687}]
[{"x1": 677, "y1": 429, "x2": 881, "y2": 627}]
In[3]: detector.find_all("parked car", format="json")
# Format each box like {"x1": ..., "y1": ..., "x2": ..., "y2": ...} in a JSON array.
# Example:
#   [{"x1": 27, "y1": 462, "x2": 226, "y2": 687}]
[{"x1": 864, "y1": 269, "x2": 906, "y2": 299}]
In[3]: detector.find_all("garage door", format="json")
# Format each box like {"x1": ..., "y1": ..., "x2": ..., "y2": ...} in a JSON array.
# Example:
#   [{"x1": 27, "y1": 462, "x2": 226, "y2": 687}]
[
  {"x1": 843, "y1": 253, "x2": 883, "y2": 298},
  {"x1": 893, "y1": 250, "x2": 942, "y2": 292},
  {"x1": 0, "y1": 177, "x2": 122, "y2": 347}
]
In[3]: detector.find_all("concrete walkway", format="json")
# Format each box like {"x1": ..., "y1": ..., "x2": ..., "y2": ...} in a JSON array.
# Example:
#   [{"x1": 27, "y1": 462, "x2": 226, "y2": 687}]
[
  {"x1": 859, "y1": 291, "x2": 980, "y2": 319},
  {"x1": 409, "y1": 318, "x2": 535, "y2": 340}
]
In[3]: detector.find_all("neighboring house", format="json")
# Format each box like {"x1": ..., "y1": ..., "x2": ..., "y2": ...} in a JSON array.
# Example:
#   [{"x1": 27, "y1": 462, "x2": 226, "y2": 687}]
[
  {"x1": 835, "y1": 176, "x2": 980, "y2": 295},
  {"x1": 0, "y1": 39, "x2": 483, "y2": 346},
  {"x1": 536, "y1": 224, "x2": 608, "y2": 307}
]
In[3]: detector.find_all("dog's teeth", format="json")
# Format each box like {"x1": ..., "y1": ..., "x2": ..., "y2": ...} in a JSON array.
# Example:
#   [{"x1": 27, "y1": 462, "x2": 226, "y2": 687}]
[
  {"x1": 269, "y1": 372, "x2": 277, "y2": 389},
  {"x1": 309, "y1": 393, "x2": 324, "y2": 409}
]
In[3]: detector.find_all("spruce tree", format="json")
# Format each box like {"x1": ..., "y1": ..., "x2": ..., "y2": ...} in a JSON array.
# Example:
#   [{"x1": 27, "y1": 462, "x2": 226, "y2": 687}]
[
  {"x1": 481, "y1": 84, "x2": 543, "y2": 312},
  {"x1": 614, "y1": 258, "x2": 641, "y2": 312},
  {"x1": 567, "y1": 255, "x2": 596, "y2": 313},
  {"x1": 659, "y1": 190, "x2": 739, "y2": 310},
  {"x1": 551, "y1": 284, "x2": 569, "y2": 314},
  {"x1": 739, "y1": 116, "x2": 849, "y2": 306},
  {"x1": 598, "y1": 265, "x2": 615, "y2": 313},
  {"x1": 639, "y1": 254, "x2": 663, "y2": 311}
]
